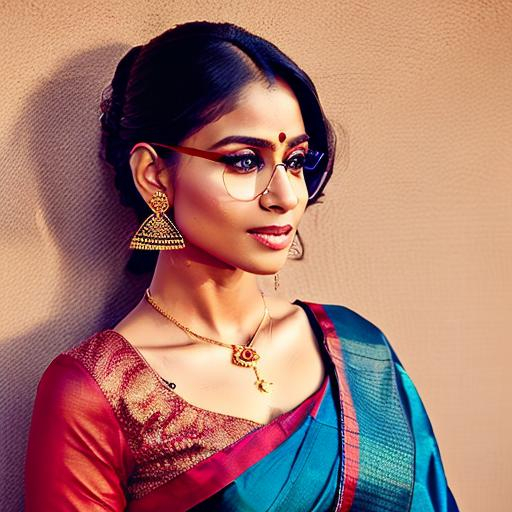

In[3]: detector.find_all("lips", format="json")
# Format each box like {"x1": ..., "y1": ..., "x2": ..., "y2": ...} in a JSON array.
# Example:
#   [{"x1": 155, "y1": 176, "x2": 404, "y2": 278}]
[
  {"x1": 247, "y1": 225, "x2": 292, "y2": 235},
  {"x1": 247, "y1": 230, "x2": 294, "y2": 250}
]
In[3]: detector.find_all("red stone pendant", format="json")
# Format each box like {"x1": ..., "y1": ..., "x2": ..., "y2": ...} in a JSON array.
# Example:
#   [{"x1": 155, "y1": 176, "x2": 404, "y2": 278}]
[
  {"x1": 232, "y1": 345, "x2": 260, "y2": 368},
  {"x1": 231, "y1": 345, "x2": 273, "y2": 393}
]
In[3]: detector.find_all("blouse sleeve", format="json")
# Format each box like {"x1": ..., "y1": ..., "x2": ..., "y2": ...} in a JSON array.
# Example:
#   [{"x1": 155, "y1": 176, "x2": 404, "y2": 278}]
[
  {"x1": 383, "y1": 338, "x2": 460, "y2": 511},
  {"x1": 24, "y1": 354, "x2": 136, "y2": 511}
]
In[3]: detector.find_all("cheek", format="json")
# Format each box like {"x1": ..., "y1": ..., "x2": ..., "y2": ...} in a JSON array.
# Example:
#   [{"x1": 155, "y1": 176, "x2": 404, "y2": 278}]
[
  {"x1": 172, "y1": 174, "x2": 243, "y2": 240},
  {"x1": 173, "y1": 165, "x2": 220, "y2": 210}
]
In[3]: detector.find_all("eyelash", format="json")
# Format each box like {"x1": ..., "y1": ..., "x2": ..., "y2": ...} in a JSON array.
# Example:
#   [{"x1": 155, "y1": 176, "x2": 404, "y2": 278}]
[{"x1": 220, "y1": 148, "x2": 308, "y2": 173}]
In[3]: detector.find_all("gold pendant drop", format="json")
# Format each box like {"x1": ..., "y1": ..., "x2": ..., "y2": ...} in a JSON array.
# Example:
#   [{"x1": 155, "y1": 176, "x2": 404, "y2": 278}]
[
  {"x1": 253, "y1": 366, "x2": 274, "y2": 393},
  {"x1": 231, "y1": 345, "x2": 273, "y2": 393}
]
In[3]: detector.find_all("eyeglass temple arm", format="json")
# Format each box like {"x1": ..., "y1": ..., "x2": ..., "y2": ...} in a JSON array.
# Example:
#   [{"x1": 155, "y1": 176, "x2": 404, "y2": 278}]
[{"x1": 130, "y1": 141, "x2": 225, "y2": 163}]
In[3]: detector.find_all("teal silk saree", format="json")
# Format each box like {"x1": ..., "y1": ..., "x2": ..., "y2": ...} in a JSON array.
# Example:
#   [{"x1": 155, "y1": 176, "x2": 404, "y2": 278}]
[
  {"x1": 171, "y1": 301, "x2": 459, "y2": 512},
  {"x1": 25, "y1": 300, "x2": 459, "y2": 511}
]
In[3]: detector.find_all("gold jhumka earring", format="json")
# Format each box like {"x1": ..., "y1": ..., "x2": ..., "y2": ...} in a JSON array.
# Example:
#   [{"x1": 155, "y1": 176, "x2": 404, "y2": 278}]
[{"x1": 129, "y1": 190, "x2": 185, "y2": 250}]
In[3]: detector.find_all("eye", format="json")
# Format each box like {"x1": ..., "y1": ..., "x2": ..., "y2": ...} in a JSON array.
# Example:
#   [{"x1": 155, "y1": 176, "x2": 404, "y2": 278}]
[
  {"x1": 221, "y1": 151, "x2": 264, "y2": 173},
  {"x1": 285, "y1": 149, "x2": 307, "y2": 173}
]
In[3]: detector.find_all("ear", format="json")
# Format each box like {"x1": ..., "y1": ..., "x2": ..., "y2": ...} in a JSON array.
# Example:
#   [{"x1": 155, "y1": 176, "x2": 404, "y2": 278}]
[{"x1": 129, "y1": 143, "x2": 175, "y2": 206}]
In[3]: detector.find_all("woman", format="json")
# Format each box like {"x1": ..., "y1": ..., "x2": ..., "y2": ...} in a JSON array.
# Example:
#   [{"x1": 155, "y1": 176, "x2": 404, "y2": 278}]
[{"x1": 24, "y1": 21, "x2": 459, "y2": 511}]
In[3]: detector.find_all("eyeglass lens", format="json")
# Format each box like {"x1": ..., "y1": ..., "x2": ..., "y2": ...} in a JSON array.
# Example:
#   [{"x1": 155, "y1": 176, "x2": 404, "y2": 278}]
[{"x1": 222, "y1": 149, "x2": 325, "y2": 201}]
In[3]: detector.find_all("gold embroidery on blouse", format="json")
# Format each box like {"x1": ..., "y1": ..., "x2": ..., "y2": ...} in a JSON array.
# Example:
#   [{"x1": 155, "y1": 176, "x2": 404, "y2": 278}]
[{"x1": 64, "y1": 330, "x2": 261, "y2": 500}]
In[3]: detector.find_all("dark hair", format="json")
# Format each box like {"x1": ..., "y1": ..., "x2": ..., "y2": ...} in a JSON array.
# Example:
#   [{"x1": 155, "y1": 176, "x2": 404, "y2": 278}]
[{"x1": 100, "y1": 21, "x2": 337, "y2": 274}]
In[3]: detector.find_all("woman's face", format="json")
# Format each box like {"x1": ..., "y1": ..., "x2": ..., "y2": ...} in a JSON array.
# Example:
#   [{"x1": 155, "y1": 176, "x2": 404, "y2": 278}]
[{"x1": 168, "y1": 77, "x2": 309, "y2": 275}]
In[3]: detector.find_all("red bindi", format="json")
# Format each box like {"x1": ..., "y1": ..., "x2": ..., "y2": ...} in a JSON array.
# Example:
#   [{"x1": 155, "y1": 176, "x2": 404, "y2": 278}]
[{"x1": 278, "y1": 132, "x2": 286, "y2": 143}]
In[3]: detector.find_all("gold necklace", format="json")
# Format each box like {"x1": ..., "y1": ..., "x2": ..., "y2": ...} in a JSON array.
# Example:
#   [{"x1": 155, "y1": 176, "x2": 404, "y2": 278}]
[{"x1": 144, "y1": 288, "x2": 274, "y2": 393}]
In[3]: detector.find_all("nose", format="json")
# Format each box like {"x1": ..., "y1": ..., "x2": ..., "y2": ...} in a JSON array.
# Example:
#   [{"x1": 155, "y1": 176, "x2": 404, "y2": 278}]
[{"x1": 260, "y1": 163, "x2": 300, "y2": 210}]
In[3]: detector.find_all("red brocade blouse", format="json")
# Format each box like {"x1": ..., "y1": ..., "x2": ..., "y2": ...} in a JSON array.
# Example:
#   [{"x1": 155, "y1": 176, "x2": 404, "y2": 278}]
[{"x1": 24, "y1": 329, "x2": 326, "y2": 511}]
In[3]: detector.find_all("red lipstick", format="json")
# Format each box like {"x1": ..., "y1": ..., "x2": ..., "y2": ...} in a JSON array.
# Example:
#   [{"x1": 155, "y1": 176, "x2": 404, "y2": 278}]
[
  {"x1": 247, "y1": 225, "x2": 292, "y2": 235},
  {"x1": 247, "y1": 225, "x2": 294, "y2": 250}
]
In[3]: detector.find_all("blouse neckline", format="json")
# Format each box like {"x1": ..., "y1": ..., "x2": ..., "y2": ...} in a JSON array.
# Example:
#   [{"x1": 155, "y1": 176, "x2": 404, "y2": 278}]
[{"x1": 104, "y1": 299, "x2": 330, "y2": 429}]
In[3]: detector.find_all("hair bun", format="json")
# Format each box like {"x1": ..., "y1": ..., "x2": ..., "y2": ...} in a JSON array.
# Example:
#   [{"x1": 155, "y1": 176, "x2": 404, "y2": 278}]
[{"x1": 99, "y1": 45, "x2": 143, "y2": 140}]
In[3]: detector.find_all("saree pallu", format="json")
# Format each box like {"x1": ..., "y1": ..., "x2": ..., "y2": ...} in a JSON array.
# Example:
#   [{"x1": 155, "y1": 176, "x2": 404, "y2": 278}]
[{"x1": 24, "y1": 300, "x2": 459, "y2": 511}]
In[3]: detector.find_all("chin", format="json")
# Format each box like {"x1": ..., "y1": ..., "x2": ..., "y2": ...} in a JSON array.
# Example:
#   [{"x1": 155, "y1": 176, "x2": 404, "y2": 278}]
[{"x1": 239, "y1": 257, "x2": 287, "y2": 276}]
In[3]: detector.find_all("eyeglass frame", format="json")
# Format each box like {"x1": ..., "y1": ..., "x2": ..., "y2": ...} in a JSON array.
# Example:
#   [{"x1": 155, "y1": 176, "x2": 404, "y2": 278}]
[{"x1": 129, "y1": 140, "x2": 326, "y2": 202}]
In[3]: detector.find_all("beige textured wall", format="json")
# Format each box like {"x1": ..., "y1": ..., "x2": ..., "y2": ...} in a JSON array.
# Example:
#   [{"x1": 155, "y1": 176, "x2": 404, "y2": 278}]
[{"x1": 1, "y1": 1, "x2": 511, "y2": 510}]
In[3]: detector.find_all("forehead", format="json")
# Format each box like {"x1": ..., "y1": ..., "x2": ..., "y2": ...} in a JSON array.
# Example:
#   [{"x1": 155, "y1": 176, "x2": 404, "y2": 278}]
[{"x1": 186, "y1": 79, "x2": 305, "y2": 146}]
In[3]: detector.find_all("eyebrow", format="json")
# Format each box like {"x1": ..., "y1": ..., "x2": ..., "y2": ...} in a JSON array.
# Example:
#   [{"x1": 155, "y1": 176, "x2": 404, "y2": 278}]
[{"x1": 207, "y1": 133, "x2": 310, "y2": 151}]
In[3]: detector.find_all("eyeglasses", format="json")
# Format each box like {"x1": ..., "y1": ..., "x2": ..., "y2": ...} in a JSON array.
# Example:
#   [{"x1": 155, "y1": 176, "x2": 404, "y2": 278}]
[{"x1": 130, "y1": 141, "x2": 326, "y2": 201}]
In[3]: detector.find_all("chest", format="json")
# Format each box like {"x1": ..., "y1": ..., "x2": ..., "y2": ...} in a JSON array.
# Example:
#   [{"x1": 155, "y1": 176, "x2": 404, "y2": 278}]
[{"x1": 135, "y1": 312, "x2": 327, "y2": 425}]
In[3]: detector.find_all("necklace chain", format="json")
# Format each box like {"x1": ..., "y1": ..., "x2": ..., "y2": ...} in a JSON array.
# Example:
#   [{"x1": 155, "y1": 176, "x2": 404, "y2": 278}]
[
  {"x1": 143, "y1": 288, "x2": 274, "y2": 393},
  {"x1": 144, "y1": 289, "x2": 268, "y2": 348}
]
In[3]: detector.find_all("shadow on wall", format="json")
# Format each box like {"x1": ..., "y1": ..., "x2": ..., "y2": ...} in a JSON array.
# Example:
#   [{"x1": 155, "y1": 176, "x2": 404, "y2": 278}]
[{"x1": 1, "y1": 45, "x2": 151, "y2": 511}]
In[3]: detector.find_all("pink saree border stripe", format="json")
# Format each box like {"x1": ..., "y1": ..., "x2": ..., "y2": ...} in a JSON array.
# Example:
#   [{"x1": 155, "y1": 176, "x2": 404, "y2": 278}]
[
  {"x1": 131, "y1": 371, "x2": 329, "y2": 511},
  {"x1": 303, "y1": 302, "x2": 360, "y2": 512}
]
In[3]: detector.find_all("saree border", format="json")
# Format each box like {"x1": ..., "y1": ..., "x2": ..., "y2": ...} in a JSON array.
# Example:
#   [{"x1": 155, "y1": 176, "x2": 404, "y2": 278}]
[
  {"x1": 298, "y1": 301, "x2": 360, "y2": 512},
  {"x1": 314, "y1": 303, "x2": 416, "y2": 511}
]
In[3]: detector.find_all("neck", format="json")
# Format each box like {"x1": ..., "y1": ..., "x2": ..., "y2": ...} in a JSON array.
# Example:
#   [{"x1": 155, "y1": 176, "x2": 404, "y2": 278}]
[{"x1": 145, "y1": 248, "x2": 270, "y2": 343}]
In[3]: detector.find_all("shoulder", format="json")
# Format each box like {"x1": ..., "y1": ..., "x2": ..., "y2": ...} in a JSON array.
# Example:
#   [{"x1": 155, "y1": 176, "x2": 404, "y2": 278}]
[
  {"x1": 299, "y1": 300, "x2": 391, "y2": 346},
  {"x1": 32, "y1": 331, "x2": 143, "y2": 460},
  {"x1": 322, "y1": 303, "x2": 386, "y2": 339},
  {"x1": 35, "y1": 331, "x2": 117, "y2": 410},
  {"x1": 298, "y1": 299, "x2": 409, "y2": 369},
  {"x1": 62, "y1": 329, "x2": 143, "y2": 387},
  {"x1": 31, "y1": 333, "x2": 132, "y2": 440},
  {"x1": 36, "y1": 330, "x2": 138, "y2": 412},
  {"x1": 62, "y1": 329, "x2": 128, "y2": 366}
]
